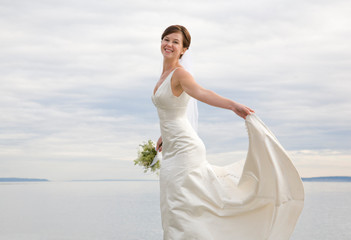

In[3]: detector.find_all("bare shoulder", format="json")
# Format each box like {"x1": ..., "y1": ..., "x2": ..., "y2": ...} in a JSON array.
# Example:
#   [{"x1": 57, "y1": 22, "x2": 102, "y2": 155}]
[{"x1": 173, "y1": 67, "x2": 194, "y2": 82}]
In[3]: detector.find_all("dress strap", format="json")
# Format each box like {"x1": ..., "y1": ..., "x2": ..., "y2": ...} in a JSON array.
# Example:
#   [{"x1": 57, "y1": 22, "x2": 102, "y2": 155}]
[
  {"x1": 172, "y1": 67, "x2": 181, "y2": 73},
  {"x1": 169, "y1": 67, "x2": 183, "y2": 84}
]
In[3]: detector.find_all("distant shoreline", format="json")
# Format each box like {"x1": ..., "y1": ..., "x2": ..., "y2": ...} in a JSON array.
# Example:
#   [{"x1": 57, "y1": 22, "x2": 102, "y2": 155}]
[
  {"x1": 301, "y1": 176, "x2": 351, "y2": 182},
  {"x1": 1, "y1": 176, "x2": 350, "y2": 182},
  {"x1": 0, "y1": 178, "x2": 49, "y2": 182}
]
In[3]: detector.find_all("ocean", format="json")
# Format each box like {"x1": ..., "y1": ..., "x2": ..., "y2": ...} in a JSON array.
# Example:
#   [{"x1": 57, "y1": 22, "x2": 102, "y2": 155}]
[{"x1": 0, "y1": 181, "x2": 350, "y2": 239}]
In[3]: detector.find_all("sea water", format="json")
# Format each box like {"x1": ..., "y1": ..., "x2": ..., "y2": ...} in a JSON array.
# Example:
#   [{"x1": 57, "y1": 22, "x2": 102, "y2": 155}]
[{"x1": 0, "y1": 181, "x2": 350, "y2": 240}]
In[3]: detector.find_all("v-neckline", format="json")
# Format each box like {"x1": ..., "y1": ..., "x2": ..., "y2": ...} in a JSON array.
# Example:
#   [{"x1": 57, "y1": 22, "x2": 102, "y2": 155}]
[{"x1": 153, "y1": 68, "x2": 178, "y2": 96}]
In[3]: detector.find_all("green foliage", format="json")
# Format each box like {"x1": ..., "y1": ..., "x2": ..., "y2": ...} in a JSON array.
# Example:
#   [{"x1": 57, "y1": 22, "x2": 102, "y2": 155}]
[{"x1": 134, "y1": 140, "x2": 160, "y2": 174}]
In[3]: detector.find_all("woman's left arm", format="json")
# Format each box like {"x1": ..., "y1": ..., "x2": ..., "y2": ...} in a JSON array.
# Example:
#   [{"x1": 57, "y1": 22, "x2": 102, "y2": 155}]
[{"x1": 175, "y1": 69, "x2": 254, "y2": 119}]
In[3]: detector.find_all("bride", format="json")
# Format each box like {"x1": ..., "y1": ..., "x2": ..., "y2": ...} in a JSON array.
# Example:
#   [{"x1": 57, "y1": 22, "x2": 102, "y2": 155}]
[{"x1": 152, "y1": 25, "x2": 304, "y2": 240}]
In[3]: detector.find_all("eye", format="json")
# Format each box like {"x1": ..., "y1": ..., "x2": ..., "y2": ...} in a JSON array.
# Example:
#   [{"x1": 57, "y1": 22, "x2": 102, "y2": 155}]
[{"x1": 173, "y1": 41, "x2": 179, "y2": 44}]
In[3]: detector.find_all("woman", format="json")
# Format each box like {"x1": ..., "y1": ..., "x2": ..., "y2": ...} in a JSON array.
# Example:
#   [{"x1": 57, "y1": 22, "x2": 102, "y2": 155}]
[{"x1": 152, "y1": 25, "x2": 304, "y2": 240}]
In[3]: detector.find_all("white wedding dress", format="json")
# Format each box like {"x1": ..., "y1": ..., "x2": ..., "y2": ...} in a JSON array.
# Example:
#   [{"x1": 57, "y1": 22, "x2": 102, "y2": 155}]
[{"x1": 152, "y1": 68, "x2": 304, "y2": 240}]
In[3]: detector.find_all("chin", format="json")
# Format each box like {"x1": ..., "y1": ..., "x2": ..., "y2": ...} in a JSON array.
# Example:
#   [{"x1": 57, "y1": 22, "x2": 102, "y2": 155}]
[{"x1": 163, "y1": 53, "x2": 177, "y2": 60}]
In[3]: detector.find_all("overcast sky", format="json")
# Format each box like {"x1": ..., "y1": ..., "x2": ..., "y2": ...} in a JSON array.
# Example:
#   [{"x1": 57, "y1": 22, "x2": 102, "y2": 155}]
[{"x1": 1, "y1": 0, "x2": 350, "y2": 180}]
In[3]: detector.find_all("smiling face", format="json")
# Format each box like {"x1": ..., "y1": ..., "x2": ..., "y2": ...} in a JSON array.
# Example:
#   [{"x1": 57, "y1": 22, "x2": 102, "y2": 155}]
[{"x1": 161, "y1": 32, "x2": 187, "y2": 60}]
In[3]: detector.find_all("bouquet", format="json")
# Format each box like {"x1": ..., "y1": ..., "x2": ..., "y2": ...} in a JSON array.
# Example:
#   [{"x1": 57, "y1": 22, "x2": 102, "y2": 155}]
[{"x1": 134, "y1": 140, "x2": 160, "y2": 174}]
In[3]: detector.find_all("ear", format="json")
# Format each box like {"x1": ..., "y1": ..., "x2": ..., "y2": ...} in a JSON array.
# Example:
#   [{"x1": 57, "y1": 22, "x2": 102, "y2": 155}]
[{"x1": 181, "y1": 47, "x2": 188, "y2": 56}]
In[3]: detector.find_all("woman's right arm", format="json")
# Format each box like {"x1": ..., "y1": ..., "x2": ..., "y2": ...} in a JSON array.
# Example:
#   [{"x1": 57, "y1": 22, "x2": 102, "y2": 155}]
[{"x1": 174, "y1": 69, "x2": 254, "y2": 119}]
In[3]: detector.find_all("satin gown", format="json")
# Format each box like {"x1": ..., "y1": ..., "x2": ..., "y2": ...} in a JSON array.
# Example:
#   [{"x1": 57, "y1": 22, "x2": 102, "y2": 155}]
[{"x1": 151, "y1": 69, "x2": 304, "y2": 240}]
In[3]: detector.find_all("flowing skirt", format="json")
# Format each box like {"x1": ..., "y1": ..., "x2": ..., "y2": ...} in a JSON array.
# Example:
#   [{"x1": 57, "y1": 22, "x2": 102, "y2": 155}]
[{"x1": 159, "y1": 114, "x2": 304, "y2": 240}]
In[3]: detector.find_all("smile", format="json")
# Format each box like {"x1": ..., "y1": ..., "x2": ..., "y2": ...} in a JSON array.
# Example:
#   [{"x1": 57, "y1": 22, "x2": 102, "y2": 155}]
[{"x1": 164, "y1": 48, "x2": 173, "y2": 53}]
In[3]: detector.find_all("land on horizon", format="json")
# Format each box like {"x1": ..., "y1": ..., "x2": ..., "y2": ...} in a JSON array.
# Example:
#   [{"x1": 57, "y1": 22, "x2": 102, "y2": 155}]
[
  {"x1": 0, "y1": 178, "x2": 49, "y2": 182},
  {"x1": 301, "y1": 176, "x2": 351, "y2": 182}
]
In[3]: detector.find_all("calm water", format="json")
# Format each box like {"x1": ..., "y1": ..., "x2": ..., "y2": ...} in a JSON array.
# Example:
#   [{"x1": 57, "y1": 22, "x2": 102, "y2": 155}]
[{"x1": 0, "y1": 181, "x2": 350, "y2": 240}]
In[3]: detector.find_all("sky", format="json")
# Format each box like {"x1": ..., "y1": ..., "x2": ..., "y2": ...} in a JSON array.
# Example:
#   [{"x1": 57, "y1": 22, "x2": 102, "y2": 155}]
[{"x1": 1, "y1": 0, "x2": 350, "y2": 180}]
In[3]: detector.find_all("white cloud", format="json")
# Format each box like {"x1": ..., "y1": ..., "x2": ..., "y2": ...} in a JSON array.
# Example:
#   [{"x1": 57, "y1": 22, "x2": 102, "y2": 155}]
[{"x1": 0, "y1": 0, "x2": 350, "y2": 180}]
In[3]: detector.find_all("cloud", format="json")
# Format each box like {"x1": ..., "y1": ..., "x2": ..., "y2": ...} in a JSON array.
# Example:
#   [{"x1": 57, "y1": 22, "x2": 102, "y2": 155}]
[
  {"x1": 0, "y1": 0, "x2": 350, "y2": 179},
  {"x1": 206, "y1": 149, "x2": 351, "y2": 178}
]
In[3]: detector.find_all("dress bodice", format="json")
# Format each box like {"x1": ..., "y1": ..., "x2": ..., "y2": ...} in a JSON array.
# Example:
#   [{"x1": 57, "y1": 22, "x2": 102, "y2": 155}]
[
  {"x1": 152, "y1": 68, "x2": 190, "y2": 121},
  {"x1": 152, "y1": 68, "x2": 205, "y2": 163}
]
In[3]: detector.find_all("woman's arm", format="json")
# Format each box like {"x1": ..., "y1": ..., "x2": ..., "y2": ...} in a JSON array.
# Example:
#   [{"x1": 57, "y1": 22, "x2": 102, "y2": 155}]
[
  {"x1": 156, "y1": 136, "x2": 162, "y2": 152},
  {"x1": 173, "y1": 68, "x2": 254, "y2": 119}
]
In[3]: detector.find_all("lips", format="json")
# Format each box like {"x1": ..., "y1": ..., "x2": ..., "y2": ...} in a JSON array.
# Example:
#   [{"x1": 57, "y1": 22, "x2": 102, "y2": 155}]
[{"x1": 164, "y1": 48, "x2": 173, "y2": 53}]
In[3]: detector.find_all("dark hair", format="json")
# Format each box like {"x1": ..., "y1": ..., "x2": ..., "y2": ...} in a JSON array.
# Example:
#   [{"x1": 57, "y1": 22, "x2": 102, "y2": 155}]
[{"x1": 161, "y1": 25, "x2": 191, "y2": 59}]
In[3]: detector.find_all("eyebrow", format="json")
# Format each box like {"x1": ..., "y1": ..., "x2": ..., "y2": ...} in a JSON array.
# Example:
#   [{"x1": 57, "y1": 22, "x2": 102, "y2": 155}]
[{"x1": 165, "y1": 37, "x2": 180, "y2": 41}]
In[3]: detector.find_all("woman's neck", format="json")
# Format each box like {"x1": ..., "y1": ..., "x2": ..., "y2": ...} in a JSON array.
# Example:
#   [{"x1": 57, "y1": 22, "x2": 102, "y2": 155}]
[{"x1": 162, "y1": 58, "x2": 180, "y2": 74}]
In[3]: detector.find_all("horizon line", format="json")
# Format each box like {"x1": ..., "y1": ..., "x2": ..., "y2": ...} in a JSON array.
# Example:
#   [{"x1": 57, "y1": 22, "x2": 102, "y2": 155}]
[{"x1": 1, "y1": 176, "x2": 351, "y2": 182}]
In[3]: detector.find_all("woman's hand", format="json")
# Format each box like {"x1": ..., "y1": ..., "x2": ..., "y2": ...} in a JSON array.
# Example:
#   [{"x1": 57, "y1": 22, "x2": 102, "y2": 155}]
[
  {"x1": 156, "y1": 136, "x2": 163, "y2": 152},
  {"x1": 232, "y1": 102, "x2": 255, "y2": 119}
]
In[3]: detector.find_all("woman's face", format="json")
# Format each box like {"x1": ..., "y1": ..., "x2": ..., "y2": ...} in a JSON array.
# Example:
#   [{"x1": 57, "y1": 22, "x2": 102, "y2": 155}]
[{"x1": 161, "y1": 32, "x2": 186, "y2": 60}]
